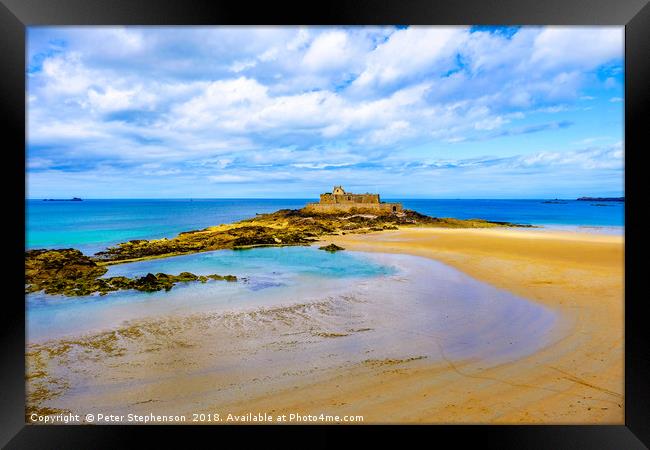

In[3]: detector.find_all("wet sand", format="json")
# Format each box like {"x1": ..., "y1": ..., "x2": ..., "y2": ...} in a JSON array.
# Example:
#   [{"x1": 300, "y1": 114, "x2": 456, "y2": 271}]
[
  {"x1": 313, "y1": 227, "x2": 624, "y2": 423},
  {"x1": 26, "y1": 227, "x2": 623, "y2": 424}
]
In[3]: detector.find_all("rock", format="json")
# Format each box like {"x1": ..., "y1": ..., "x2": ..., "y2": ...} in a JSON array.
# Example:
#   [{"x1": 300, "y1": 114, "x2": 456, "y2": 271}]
[
  {"x1": 25, "y1": 249, "x2": 237, "y2": 296},
  {"x1": 25, "y1": 249, "x2": 108, "y2": 295},
  {"x1": 319, "y1": 243, "x2": 345, "y2": 252},
  {"x1": 177, "y1": 272, "x2": 198, "y2": 282},
  {"x1": 132, "y1": 273, "x2": 164, "y2": 292}
]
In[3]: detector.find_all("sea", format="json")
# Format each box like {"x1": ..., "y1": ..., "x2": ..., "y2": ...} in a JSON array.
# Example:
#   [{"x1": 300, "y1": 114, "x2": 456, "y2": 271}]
[
  {"x1": 26, "y1": 198, "x2": 624, "y2": 254},
  {"x1": 26, "y1": 198, "x2": 588, "y2": 361}
]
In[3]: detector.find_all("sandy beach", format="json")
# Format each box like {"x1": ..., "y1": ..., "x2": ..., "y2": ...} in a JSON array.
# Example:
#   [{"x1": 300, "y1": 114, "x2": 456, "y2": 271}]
[
  {"x1": 296, "y1": 227, "x2": 625, "y2": 423},
  {"x1": 26, "y1": 226, "x2": 624, "y2": 424},
  {"x1": 203, "y1": 227, "x2": 624, "y2": 424}
]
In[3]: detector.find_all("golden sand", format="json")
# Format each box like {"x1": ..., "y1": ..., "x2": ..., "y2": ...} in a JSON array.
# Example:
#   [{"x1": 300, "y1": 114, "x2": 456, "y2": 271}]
[
  {"x1": 214, "y1": 227, "x2": 624, "y2": 423},
  {"x1": 28, "y1": 227, "x2": 624, "y2": 424}
]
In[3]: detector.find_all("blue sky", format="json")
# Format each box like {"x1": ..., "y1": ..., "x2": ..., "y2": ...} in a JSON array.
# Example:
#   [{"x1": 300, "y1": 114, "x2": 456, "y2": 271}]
[{"x1": 26, "y1": 26, "x2": 624, "y2": 199}]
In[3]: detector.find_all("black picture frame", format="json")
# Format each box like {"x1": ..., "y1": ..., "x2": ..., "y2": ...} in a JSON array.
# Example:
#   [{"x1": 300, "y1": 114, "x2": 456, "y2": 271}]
[{"x1": 2, "y1": 0, "x2": 647, "y2": 448}]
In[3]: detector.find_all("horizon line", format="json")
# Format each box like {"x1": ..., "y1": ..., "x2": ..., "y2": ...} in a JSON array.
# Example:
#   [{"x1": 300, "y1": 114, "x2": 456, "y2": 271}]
[{"x1": 25, "y1": 196, "x2": 625, "y2": 201}]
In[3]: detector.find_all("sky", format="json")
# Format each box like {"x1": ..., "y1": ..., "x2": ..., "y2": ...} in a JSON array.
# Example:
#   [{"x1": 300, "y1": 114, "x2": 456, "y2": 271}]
[{"x1": 26, "y1": 26, "x2": 624, "y2": 199}]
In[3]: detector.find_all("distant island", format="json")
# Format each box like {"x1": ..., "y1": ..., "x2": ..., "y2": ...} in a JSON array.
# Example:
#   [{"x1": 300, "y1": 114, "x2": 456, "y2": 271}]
[
  {"x1": 42, "y1": 197, "x2": 82, "y2": 202},
  {"x1": 576, "y1": 197, "x2": 624, "y2": 202}
]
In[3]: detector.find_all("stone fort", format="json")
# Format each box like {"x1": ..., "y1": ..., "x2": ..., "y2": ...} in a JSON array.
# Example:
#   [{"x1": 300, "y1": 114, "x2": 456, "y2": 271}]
[{"x1": 304, "y1": 186, "x2": 403, "y2": 214}]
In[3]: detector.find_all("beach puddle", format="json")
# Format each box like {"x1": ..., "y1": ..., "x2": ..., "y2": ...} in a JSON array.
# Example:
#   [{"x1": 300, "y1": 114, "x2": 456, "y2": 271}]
[{"x1": 26, "y1": 246, "x2": 559, "y2": 417}]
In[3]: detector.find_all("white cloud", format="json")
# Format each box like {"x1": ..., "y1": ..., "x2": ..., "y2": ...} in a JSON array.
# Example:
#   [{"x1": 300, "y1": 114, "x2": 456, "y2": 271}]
[
  {"x1": 531, "y1": 27, "x2": 623, "y2": 71},
  {"x1": 207, "y1": 174, "x2": 252, "y2": 183},
  {"x1": 26, "y1": 26, "x2": 624, "y2": 197},
  {"x1": 514, "y1": 145, "x2": 623, "y2": 170},
  {"x1": 87, "y1": 86, "x2": 145, "y2": 112},
  {"x1": 286, "y1": 28, "x2": 310, "y2": 51},
  {"x1": 302, "y1": 31, "x2": 353, "y2": 72},
  {"x1": 39, "y1": 52, "x2": 93, "y2": 97},
  {"x1": 474, "y1": 116, "x2": 508, "y2": 131},
  {"x1": 229, "y1": 59, "x2": 257, "y2": 73},
  {"x1": 351, "y1": 26, "x2": 463, "y2": 94}
]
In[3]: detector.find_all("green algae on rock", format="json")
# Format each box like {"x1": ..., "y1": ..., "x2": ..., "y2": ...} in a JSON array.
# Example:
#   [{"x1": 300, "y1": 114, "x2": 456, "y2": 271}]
[
  {"x1": 25, "y1": 249, "x2": 236, "y2": 296},
  {"x1": 93, "y1": 208, "x2": 531, "y2": 263},
  {"x1": 26, "y1": 208, "x2": 531, "y2": 296}
]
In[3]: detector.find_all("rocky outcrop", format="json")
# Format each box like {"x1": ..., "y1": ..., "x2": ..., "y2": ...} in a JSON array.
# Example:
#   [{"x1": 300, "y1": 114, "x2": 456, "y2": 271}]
[
  {"x1": 94, "y1": 223, "x2": 317, "y2": 262},
  {"x1": 92, "y1": 208, "x2": 531, "y2": 263},
  {"x1": 26, "y1": 208, "x2": 531, "y2": 297},
  {"x1": 25, "y1": 249, "x2": 236, "y2": 296}
]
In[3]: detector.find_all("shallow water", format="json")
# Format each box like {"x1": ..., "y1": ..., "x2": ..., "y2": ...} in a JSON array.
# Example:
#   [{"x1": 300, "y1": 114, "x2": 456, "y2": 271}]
[
  {"x1": 27, "y1": 246, "x2": 563, "y2": 417},
  {"x1": 27, "y1": 246, "x2": 558, "y2": 367},
  {"x1": 26, "y1": 198, "x2": 624, "y2": 253},
  {"x1": 27, "y1": 246, "x2": 394, "y2": 341}
]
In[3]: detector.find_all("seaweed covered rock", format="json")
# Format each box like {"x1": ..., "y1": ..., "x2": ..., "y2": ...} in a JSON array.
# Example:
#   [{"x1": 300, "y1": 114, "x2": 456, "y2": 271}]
[
  {"x1": 25, "y1": 249, "x2": 237, "y2": 296},
  {"x1": 91, "y1": 207, "x2": 532, "y2": 263},
  {"x1": 319, "y1": 243, "x2": 345, "y2": 253},
  {"x1": 97, "y1": 272, "x2": 238, "y2": 294},
  {"x1": 132, "y1": 273, "x2": 165, "y2": 292},
  {"x1": 26, "y1": 249, "x2": 108, "y2": 295},
  {"x1": 26, "y1": 248, "x2": 107, "y2": 281},
  {"x1": 94, "y1": 224, "x2": 318, "y2": 262}
]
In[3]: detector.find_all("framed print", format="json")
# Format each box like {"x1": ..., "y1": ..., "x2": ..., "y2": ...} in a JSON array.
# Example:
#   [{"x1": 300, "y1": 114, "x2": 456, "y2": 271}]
[{"x1": 1, "y1": 0, "x2": 648, "y2": 447}]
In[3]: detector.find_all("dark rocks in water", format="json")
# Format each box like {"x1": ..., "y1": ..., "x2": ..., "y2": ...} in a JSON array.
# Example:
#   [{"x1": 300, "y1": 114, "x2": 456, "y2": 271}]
[
  {"x1": 206, "y1": 274, "x2": 238, "y2": 282},
  {"x1": 25, "y1": 249, "x2": 236, "y2": 296},
  {"x1": 104, "y1": 271, "x2": 238, "y2": 294},
  {"x1": 42, "y1": 197, "x2": 82, "y2": 201},
  {"x1": 319, "y1": 243, "x2": 345, "y2": 252},
  {"x1": 132, "y1": 273, "x2": 165, "y2": 292}
]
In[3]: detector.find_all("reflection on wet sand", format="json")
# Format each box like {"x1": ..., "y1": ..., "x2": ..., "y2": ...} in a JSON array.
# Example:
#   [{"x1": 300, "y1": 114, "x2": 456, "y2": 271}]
[{"x1": 27, "y1": 252, "x2": 559, "y2": 422}]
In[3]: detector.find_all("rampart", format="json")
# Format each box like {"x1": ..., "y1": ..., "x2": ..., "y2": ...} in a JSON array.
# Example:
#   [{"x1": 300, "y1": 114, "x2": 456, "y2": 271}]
[{"x1": 304, "y1": 186, "x2": 402, "y2": 214}]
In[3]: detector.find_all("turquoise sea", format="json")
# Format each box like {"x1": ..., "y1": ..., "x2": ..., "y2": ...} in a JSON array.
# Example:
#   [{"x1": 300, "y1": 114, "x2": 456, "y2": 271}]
[
  {"x1": 25, "y1": 197, "x2": 619, "y2": 348},
  {"x1": 26, "y1": 198, "x2": 624, "y2": 254}
]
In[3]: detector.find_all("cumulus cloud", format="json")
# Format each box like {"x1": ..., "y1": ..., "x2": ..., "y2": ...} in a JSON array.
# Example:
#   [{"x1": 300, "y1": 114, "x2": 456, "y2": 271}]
[
  {"x1": 26, "y1": 26, "x2": 624, "y2": 198},
  {"x1": 531, "y1": 27, "x2": 623, "y2": 71},
  {"x1": 350, "y1": 26, "x2": 463, "y2": 94}
]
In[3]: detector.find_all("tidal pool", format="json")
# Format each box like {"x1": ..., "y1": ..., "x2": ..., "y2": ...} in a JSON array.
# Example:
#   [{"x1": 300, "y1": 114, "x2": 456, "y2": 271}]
[{"x1": 27, "y1": 245, "x2": 558, "y2": 366}]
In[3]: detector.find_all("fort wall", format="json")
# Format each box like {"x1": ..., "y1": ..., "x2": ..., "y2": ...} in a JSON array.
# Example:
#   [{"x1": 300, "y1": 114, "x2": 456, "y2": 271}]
[
  {"x1": 319, "y1": 193, "x2": 380, "y2": 204},
  {"x1": 304, "y1": 185, "x2": 402, "y2": 214}
]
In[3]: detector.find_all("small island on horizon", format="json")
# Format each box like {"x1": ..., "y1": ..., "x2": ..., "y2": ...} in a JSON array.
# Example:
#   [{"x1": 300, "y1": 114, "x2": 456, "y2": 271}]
[
  {"x1": 42, "y1": 197, "x2": 82, "y2": 202},
  {"x1": 576, "y1": 196, "x2": 624, "y2": 202}
]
